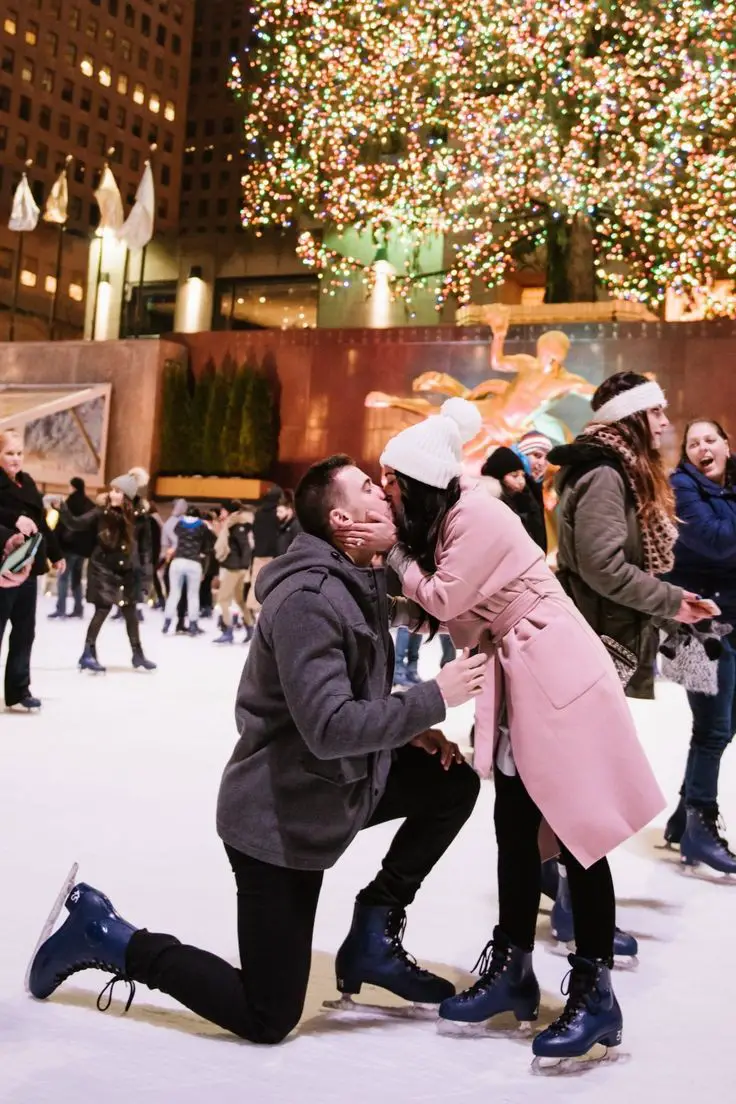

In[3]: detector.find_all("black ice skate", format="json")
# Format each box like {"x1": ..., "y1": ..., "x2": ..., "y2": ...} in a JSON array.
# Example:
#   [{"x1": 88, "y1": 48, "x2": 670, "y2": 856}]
[{"x1": 323, "y1": 903, "x2": 454, "y2": 1019}]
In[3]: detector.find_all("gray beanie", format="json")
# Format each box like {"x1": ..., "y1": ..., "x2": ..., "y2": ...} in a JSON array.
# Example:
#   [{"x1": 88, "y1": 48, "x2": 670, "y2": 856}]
[{"x1": 110, "y1": 473, "x2": 139, "y2": 500}]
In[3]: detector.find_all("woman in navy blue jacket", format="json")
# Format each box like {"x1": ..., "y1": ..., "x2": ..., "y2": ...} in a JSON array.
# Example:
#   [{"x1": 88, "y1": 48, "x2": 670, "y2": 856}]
[{"x1": 665, "y1": 419, "x2": 736, "y2": 874}]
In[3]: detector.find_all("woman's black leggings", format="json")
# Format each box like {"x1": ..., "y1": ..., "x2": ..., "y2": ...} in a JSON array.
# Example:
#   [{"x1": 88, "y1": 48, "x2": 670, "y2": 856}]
[
  {"x1": 86, "y1": 605, "x2": 140, "y2": 650},
  {"x1": 494, "y1": 769, "x2": 615, "y2": 961}
]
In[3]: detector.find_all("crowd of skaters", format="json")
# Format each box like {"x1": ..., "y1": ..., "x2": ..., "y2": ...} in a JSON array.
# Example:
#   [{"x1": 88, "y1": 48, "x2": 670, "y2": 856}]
[{"x1": 3, "y1": 368, "x2": 736, "y2": 1072}]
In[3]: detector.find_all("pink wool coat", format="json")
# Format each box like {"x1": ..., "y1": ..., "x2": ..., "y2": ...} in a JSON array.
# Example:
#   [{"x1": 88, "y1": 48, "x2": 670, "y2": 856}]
[{"x1": 401, "y1": 481, "x2": 665, "y2": 869}]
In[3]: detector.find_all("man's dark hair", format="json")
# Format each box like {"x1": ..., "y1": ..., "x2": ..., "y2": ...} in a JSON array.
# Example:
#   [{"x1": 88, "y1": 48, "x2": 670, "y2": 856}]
[{"x1": 294, "y1": 454, "x2": 353, "y2": 542}]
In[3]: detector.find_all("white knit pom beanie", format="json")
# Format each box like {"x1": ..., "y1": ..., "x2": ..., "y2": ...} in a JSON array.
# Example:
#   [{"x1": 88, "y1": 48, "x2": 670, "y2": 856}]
[{"x1": 380, "y1": 398, "x2": 482, "y2": 489}]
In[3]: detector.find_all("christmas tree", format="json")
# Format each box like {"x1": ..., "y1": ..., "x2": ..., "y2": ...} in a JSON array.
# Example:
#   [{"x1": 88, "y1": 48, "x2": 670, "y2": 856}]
[{"x1": 233, "y1": 0, "x2": 736, "y2": 310}]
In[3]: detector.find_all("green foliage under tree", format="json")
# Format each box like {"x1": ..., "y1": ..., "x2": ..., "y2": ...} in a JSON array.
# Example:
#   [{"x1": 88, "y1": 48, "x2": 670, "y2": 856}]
[{"x1": 158, "y1": 357, "x2": 278, "y2": 477}]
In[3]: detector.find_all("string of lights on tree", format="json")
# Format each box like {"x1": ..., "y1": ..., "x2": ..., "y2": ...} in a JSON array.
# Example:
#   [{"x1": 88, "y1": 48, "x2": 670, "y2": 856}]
[{"x1": 231, "y1": 0, "x2": 736, "y2": 313}]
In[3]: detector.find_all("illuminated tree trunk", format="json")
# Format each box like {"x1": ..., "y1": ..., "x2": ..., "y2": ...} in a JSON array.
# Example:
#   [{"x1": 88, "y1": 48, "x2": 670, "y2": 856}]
[{"x1": 544, "y1": 212, "x2": 597, "y2": 303}]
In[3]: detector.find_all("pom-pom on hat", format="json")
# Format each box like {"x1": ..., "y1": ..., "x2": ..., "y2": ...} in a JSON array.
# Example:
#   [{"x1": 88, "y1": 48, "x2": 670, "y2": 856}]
[{"x1": 380, "y1": 397, "x2": 482, "y2": 489}]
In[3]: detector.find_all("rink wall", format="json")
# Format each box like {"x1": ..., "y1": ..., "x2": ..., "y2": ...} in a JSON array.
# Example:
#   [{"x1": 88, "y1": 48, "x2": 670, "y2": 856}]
[
  {"x1": 177, "y1": 319, "x2": 736, "y2": 485},
  {"x1": 2, "y1": 319, "x2": 736, "y2": 488}
]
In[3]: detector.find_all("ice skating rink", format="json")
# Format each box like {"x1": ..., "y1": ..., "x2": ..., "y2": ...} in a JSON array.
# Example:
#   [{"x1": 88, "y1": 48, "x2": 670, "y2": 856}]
[{"x1": 2, "y1": 601, "x2": 735, "y2": 1104}]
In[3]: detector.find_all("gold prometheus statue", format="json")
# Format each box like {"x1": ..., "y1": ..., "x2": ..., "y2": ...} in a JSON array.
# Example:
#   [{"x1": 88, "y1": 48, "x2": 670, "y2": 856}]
[{"x1": 366, "y1": 305, "x2": 595, "y2": 464}]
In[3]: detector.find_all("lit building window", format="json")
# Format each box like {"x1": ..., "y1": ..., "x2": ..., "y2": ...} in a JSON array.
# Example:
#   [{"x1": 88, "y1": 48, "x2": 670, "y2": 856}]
[
  {"x1": 117, "y1": 73, "x2": 128, "y2": 95},
  {"x1": 45, "y1": 275, "x2": 57, "y2": 294},
  {"x1": 25, "y1": 21, "x2": 38, "y2": 46},
  {"x1": 69, "y1": 283, "x2": 84, "y2": 302},
  {"x1": 149, "y1": 91, "x2": 160, "y2": 113},
  {"x1": 133, "y1": 82, "x2": 145, "y2": 105},
  {"x1": 81, "y1": 55, "x2": 94, "y2": 78},
  {"x1": 99, "y1": 66, "x2": 111, "y2": 87},
  {"x1": 20, "y1": 269, "x2": 38, "y2": 288},
  {"x1": 21, "y1": 59, "x2": 34, "y2": 82},
  {"x1": 164, "y1": 100, "x2": 175, "y2": 121},
  {"x1": 4, "y1": 13, "x2": 17, "y2": 36}
]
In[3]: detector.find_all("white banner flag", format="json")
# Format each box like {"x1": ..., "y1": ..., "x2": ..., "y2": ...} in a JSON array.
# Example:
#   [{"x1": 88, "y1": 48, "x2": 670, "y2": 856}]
[
  {"x1": 43, "y1": 166, "x2": 69, "y2": 226},
  {"x1": 118, "y1": 162, "x2": 155, "y2": 250},
  {"x1": 9, "y1": 174, "x2": 40, "y2": 232},
  {"x1": 94, "y1": 164, "x2": 124, "y2": 234}
]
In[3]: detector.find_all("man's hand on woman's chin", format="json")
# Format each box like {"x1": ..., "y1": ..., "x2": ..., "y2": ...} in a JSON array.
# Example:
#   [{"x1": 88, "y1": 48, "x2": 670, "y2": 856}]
[{"x1": 336, "y1": 511, "x2": 398, "y2": 554}]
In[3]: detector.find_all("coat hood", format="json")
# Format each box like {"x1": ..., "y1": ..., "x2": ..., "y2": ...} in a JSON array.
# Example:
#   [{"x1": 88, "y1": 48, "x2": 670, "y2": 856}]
[
  {"x1": 255, "y1": 532, "x2": 377, "y2": 611},
  {"x1": 548, "y1": 439, "x2": 620, "y2": 493}
]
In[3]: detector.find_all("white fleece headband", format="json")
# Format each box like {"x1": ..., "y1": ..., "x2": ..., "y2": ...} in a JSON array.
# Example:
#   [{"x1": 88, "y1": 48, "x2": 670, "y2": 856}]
[{"x1": 593, "y1": 381, "x2": 667, "y2": 425}]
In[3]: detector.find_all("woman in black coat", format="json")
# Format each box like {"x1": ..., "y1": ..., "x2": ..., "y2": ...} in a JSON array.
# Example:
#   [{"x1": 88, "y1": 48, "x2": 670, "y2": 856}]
[
  {"x1": 60, "y1": 472, "x2": 156, "y2": 674},
  {"x1": 0, "y1": 429, "x2": 65, "y2": 711}
]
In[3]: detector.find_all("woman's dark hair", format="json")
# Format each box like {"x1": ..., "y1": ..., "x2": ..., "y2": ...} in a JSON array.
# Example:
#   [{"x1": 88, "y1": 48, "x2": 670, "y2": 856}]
[
  {"x1": 591, "y1": 371, "x2": 675, "y2": 521},
  {"x1": 393, "y1": 472, "x2": 462, "y2": 636},
  {"x1": 186, "y1": 506, "x2": 201, "y2": 517},
  {"x1": 99, "y1": 494, "x2": 134, "y2": 551},
  {"x1": 680, "y1": 418, "x2": 735, "y2": 483}
]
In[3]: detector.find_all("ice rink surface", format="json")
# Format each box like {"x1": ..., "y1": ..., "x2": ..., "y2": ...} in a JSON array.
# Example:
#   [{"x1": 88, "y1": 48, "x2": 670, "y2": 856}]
[{"x1": 2, "y1": 599, "x2": 735, "y2": 1103}]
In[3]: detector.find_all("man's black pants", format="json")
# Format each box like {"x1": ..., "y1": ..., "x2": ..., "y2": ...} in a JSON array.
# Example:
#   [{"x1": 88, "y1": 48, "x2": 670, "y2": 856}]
[{"x1": 126, "y1": 746, "x2": 480, "y2": 1044}]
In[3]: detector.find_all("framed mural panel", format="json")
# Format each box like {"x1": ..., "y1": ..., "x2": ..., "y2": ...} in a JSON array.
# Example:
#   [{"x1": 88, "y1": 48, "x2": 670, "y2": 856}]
[{"x1": 0, "y1": 383, "x2": 112, "y2": 489}]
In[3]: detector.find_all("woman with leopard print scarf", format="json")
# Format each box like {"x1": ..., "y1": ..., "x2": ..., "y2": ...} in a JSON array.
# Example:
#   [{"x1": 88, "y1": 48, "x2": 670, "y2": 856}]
[
  {"x1": 544, "y1": 372, "x2": 711, "y2": 964},
  {"x1": 549, "y1": 370, "x2": 709, "y2": 700}
]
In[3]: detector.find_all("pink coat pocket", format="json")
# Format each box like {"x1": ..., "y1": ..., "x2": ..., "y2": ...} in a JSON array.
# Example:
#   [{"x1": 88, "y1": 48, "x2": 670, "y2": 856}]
[{"x1": 516, "y1": 618, "x2": 607, "y2": 710}]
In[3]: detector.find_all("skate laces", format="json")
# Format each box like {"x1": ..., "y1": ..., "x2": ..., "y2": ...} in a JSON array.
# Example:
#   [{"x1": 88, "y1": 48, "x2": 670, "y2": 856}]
[
  {"x1": 702, "y1": 810, "x2": 736, "y2": 855},
  {"x1": 549, "y1": 964, "x2": 601, "y2": 1034},
  {"x1": 385, "y1": 911, "x2": 431, "y2": 977},
  {"x1": 97, "y1": 973, "x2": 136, "y2": 1013},
  {"x1": 455, "y1": 939, "x2": 510, "y2": 1000}
]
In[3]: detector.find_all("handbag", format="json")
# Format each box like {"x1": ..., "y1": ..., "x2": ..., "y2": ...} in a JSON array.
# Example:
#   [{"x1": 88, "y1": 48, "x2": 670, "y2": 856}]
[
  {"x1": 659, "y1": 623, "x2": 731, "y2": 696},
  {"x1": 600, "y1": 635, "x2": 639, "y2": 688}
]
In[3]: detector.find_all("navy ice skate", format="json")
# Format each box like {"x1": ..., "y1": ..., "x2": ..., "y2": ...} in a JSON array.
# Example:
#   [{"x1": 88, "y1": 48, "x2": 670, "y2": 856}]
[
  {"x1": 7, "y1": 694, "x2": 41, "y2": 711},
  {"x1": 132, "y1": 647, "x2": 157, "y2": 671},
  {"x1": 78, "y1": 644, "x2": 106, "y2": 674},
  {"x1": 438, "y1": 927, "x2": 539, "y2": 1035},
  {"x1": 551, "y1": 867, "x2": 638, "y2": 964},
  {"x1": 327, "y1": 904, "x2": 454, "y2": 1016},
  {"x1": 532, "y1": 954, "x2": 622, "y2": 1073},
  {"x1": 213, "y1": 627, "x2": 234, "y2": 644},
  {"x1": 663, "y1": 796, "x2": 686, "y2": 846},
  {"x1": 28, "y1": 879, "x2": 137, "y2": 1011},
  {"x1": 680, "y1": 806, "x2": 736, "y2": 876}
]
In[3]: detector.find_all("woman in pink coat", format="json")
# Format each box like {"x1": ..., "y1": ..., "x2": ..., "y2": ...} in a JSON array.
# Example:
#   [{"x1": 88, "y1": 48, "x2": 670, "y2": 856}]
[{"x1": 345, "y1": 398, "x2": 665, "y2": 1068}]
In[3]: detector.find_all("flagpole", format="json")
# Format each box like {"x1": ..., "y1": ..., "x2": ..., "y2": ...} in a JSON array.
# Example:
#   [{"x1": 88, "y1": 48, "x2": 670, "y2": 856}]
[
  {"x1": 134, "y1": 146, "x2": 156, "y2": 339},
  {"x1": 48, "y1": 155, "x2": 72, "y2": 340},
  {"x1": 9, "y1": 159, "x2": 34, "y2": 342},
  {"x1": 91, "y1": 153, "x2": 115, "y2": 341},
  {"x1": 9, "y1": 232, "x2": 24, "y2": 343},
  {"x1": 120, "y1": 246, "x2": 131, "y2": 337}
]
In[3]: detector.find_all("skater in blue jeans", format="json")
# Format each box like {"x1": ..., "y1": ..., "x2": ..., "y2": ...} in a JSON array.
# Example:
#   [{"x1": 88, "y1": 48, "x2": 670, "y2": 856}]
[{"x1": 664, "y1": 418, "x2": 736, "y2": 874}]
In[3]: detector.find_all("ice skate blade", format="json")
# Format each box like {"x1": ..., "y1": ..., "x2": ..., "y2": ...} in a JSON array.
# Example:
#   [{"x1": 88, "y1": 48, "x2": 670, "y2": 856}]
[
  {"x1": 680, "y1": 860, "x2": 736, "y2": 884},
  {"x1": 24, "y1": 862, "x2": 79, "y2": 994},
  {"x1": 322, "y1": 995, "x2": 438, "y2": 1021},
  {"x1": 531, "y1": 1044, "x2": 627, "y2": 1076},
  {"x1": 437, "y1": 1017, "x2": 535, "y2": 1038}
]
